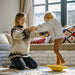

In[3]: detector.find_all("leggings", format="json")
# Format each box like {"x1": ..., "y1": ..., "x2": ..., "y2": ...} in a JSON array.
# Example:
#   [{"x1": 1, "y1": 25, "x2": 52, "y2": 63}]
[
  {"x1": 10, "y1": 56, "x2": 38, "y2": 70},
  {"x1": 54, "y1": 38, "x2": 65, "y2": 64}
]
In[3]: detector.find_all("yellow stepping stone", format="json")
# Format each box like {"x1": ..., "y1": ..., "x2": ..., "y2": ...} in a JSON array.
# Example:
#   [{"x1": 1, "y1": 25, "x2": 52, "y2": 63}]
[{"x1": 46, "y1": 65, "x2": 68, "y2": 72}]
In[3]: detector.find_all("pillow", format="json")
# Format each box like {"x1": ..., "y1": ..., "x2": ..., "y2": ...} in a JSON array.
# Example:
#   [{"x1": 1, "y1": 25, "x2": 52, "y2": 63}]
[
  {"x1": 5, "y1": 34, "x2": 12, "y2": 44},
  {"x1": 0, "y1": 34, "x2": 9, "y2": 44},
  {"x1": 63, "y1": 25, "x2": 75, "y2": 43}
]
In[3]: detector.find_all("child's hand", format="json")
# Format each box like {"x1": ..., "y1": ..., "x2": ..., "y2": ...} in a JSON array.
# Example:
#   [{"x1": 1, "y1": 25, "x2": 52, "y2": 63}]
[{"x1": 29, "y1": 26, "x2": 36, "y2": 32}]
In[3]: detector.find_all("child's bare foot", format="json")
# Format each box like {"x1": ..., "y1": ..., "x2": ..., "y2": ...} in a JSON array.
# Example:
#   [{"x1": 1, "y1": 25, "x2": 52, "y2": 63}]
[
  {"x1": 55, "y1": 63, "x2": 60, "y2": 65},
  {"x1": 61, "y1": 62, "x2": 66, "y2": 66}
]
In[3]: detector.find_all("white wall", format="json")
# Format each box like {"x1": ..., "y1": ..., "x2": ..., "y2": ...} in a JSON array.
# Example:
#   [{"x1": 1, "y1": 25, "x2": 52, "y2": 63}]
[{"x1": 0, "y1": 0, "x2": 19, "y2": 33}]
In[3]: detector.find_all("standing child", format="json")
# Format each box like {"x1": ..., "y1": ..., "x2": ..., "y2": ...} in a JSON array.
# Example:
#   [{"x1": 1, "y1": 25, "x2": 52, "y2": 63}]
[
  {"x1": 33, "y1": 12, "x2": 66, "y2": 65},
  {"x1": 9, "y1": 12, "x2": 41, "y2": 70}
]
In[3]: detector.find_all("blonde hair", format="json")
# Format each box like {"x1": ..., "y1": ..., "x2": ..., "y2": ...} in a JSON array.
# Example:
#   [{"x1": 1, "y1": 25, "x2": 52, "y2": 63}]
[
  {"x1": 14, "y1": 12, "x2": 26, "y2": 28},
  {"x1": 44, "y1": 11, "x2": 55, "y2": 19}
]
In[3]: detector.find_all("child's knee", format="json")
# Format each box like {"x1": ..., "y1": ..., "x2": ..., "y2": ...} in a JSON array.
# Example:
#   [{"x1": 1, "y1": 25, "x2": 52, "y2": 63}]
[{"x1": 54, "y1": 49, "x2": 59, "y2": 54}]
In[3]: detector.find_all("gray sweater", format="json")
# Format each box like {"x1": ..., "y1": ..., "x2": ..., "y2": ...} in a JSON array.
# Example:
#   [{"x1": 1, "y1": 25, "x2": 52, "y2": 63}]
[{"x1": 9, "y1": 25, "x2": 41, "y2": 60}]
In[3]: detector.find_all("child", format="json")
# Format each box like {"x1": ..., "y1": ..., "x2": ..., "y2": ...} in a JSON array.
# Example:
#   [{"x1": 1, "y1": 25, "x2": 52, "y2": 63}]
[
  {"x1": 9, "y1": 12, "x2": 41, "y2": 70},
  {"x1": 33, "y1": 12, "x2": 66, "y2": 65}
]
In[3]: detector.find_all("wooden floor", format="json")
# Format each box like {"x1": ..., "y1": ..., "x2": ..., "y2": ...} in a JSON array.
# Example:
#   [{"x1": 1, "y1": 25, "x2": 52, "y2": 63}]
[{"x1": 0, "y1": 66, "x2": 75, "y2": 75}]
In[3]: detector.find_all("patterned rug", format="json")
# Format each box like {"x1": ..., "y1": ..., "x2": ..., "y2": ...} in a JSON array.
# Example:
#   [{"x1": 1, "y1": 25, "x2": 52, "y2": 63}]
[{"x1": 0, "y1": 66, "x2": 75, "y2": 75}]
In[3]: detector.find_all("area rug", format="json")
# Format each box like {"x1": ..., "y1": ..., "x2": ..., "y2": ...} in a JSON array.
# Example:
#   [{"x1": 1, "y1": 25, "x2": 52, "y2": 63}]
[{"x1": 0, "y1": 66, "x2": 75, "y2": 75}]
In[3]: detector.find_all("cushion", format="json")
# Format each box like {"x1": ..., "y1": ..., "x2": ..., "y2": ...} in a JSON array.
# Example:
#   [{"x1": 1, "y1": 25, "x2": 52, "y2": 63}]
[
  {"x1": 0, "y1": 34, "x2": 9, "y2": 44},
  {"x1": 5, "y1": 34, "x2": 12, "y2": 44},
  {"x1": 63, "y1": 25, "x2": 75, "y2": 43},
  {"x1": 0, "y1": 44, "x2": 11, "y2": 50}
]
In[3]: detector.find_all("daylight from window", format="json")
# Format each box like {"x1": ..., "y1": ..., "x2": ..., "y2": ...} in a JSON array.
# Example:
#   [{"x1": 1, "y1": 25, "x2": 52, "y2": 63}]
[{"x1": 33, "y1": 0, "x2": 75, "y2": 26}]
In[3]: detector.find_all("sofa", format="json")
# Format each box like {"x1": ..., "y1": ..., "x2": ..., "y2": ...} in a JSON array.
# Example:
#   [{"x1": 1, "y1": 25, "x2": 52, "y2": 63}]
[
  {"x1": 0, "y1": 44, "x2": 11, "y2": 67},
  {"x1": 0, "y1": 33, "x2": 11, "y2": 67}
]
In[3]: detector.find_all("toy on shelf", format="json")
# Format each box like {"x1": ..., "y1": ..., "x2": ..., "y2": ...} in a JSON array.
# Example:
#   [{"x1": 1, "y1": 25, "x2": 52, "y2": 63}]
[{"x1": 30, "y1": 31, "x2": 51, "y2": 44}]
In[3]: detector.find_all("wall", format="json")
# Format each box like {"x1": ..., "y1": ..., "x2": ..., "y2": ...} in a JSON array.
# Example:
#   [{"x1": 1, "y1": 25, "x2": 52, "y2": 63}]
[
  {"x1": 0, "y1": 0, "x2": 19, "y2": 33},
  {"x1": 29, "y1": 44, "x2": 75, "y2": 66},
  {"x1": 30, "y1": 50, "x2": 75, "y2": 66}
]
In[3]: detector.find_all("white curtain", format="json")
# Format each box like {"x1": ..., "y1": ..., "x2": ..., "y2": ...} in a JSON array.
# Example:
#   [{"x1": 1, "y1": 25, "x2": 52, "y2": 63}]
[{"x1": 20, "y1": 0, "x2": 33, "y2": 27}]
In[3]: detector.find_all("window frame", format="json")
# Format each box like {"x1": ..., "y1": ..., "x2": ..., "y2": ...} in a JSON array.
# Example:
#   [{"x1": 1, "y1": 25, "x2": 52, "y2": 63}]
[{"x1": 32, "y1": 0, "x2": 75, "y2": 27}]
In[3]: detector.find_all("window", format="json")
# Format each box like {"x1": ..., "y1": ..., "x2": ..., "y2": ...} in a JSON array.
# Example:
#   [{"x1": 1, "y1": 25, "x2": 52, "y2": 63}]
[
  {"x1": 48, "y1": 4, "x2": 60, "y2": 12},
  {"x1": 34, "y1": 6, "x2": 45, "y2": 13},
  {"x1": 33, "y1": 0, "x2": 45, "y2": 26},
  {"x1": 67, "y1": 0, "x2": 74, "y2": 1},
  {"x1": 33, "y1": 0, "x2": 61, "y2": 26},
  {"x1": 33, "y1": 0, "x2": 75, "y2": 26},
  {"x1": 48, "y1": 0, "x2": 60, "y2": 3},
  {"x1": 67, "y1": 0, "x2": 75, "y2": 25},
  {"x1": 34, "y1": 6, "x2": 45, "y2": 26},
  {"x1": 34, "y1": 0, "x2": 45, "y2": 5},
  {"x1": 48, "y1": 4, "x2": 61, "y2": 22}
]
